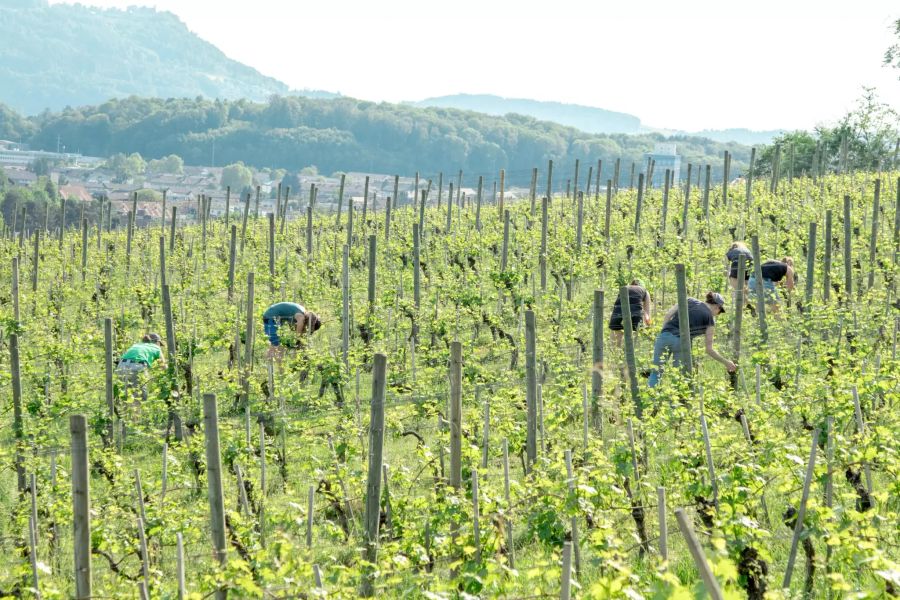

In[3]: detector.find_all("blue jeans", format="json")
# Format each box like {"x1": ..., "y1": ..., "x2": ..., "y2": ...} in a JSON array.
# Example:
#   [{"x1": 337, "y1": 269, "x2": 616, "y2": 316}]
[
  {"x1": 748, "y1": 277, "x2": 778, "y2": 304},
  {"x1": 648, "y1": 331, "x2": 683, "y2": 388}
]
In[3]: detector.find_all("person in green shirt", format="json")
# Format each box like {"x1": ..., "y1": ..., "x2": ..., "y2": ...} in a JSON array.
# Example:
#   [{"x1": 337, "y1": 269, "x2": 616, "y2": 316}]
[
  {"x1": 263, "y1": 302, "x2": 321, "y2": 361},
  {"x1": 116, "y1": 333, "x2": 165, "y2": 403}
]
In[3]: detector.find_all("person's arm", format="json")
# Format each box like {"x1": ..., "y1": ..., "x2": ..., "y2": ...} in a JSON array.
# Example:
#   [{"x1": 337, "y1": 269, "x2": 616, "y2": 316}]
[
  {"x1": 704, "y1": 326, "x2": 736, "y2": 371},
  {"x1": 643, "y1": 291, "x2": 652, "y2": 325},
  {"x1": 785, "y1": 265, "x2": 795, "y2": 291},
  {"x1": 295, "y1": 312, "x2": 306, "y2": 335}
]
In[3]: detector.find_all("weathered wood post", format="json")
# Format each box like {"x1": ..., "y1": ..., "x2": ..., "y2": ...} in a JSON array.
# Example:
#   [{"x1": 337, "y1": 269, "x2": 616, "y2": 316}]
[
  {"x1": 367, "y1": 235, "x2": 377, "y2": 308},
  {"x1": 604, "y1": 180, "x2": 612, "y2": 243},
  {"x1": 449, "y1": 341, "x2": 463, "y2": 489},
  {"x1": 11, "y1": 333, "x2": 25, "y2": 492},
  {"x1": 412, "y1": 223, "x2": 421, "y2": 309},
  {"x1": 733, "y1": 256, "x2": 746, "y2": 365},
  {"x1": 501, "y1": 209, "x2": 510, "y2": 270},
  {"x1": 71, "y1": 414, "x2": 91, "y2": 600},
  {"x1": 675, "y1": 509, "x2": 724, "y2": 600},
  {"x1": 104, "y1": 318, "x2": 115, "y2": 447},
  {"x1": 81, "y1": 217, "x2": 88, "y2": 282},
  {"x1": 203, "y1": 394, "x2": 228, "y2": 599},
  {"x1": 868, "y1": 180, "x2": 880, "y2": 289},
  {"x1": 342, "y1": 245, "x2": 350, "y2": 370},
  {"x1": 227, "y1": 225, "x2": 237, "y2": 301},
  {"x1": 824, "y1": 210, "x2": 833, "y2": 302},
  {"x1": 240, "y1": 192, "x2": 251, "y2": 252},
  {"x1": 525, "y1": 310, "x2": 537, "y2": 468},
  {"x1": 674, "y1": 264, "x2": 694, "y2": 376},
  {"x1": 805, "y1": 222, "x2": 817, "y2": 308},
  {"x1": 540, "y1": 196, "x2": 549, "y2": 291},
  {"x1": 843, "y1": 195, "x2": 852, "y2": 303},
  {"x1": 750, "y1": 236, "x2": 768, "y2": 342},
  {"x1": 660, "y1": 169, "x2": 670, "y2": 237},
  {"x1": 361, "y1": 353, "x2": 387, "y2": 597},
  {"x1": 782, "y1": 428, "x2": 820, "y2": 590},
  {"x1": 475, "y1": 176, "x2": 484, "y2": 230},
  {"x1": 620, "y1": 286, "x2": 642, "y2": 419},
  {"x1": 657, "y1": 487, "x2": 668, "y2": 561},
  {"x1": 591, "y1": 290, "x2": 604, "y2": 425},
  {"x1": 634, "y1": 174, "x2": 644, "y2": 235},
  {"x1": 575, "y1": 192, "x2": 584, "y2": 252},
  {"x1": 702, "y1": 165, "x2": 711, "y2": 222}
]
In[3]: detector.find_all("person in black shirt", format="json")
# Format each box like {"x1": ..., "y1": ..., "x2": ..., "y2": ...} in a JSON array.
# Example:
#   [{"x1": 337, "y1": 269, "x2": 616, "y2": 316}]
[
  {"x1": 748, "y1": 257, "x2": 794, "y2": 311},
  {"x1": 648, "y1": 292, "x2": 736, "y2": 387},
  {"x1": 609, "y1": 279, "x2": 652, "y2": 346},
  {"x1": 725, "y1": 242, "x2": 753, "y2": 291}
]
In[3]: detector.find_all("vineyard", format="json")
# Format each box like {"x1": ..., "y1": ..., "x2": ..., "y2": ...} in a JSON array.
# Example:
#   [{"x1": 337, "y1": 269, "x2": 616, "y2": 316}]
[{"x1": 0, "y1": 163, "x2": 898, "y2": 599}]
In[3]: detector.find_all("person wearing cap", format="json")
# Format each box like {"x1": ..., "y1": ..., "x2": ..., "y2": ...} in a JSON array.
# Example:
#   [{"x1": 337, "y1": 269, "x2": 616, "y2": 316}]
[
  {"x1": 609, "y1": 279, "x2": 652, "y2": 347},
  {"x1": 116, "y1": 333, "x2": 166, "y2": 403},
  {"x1": 648, "y1": 292, "x2": 736, "y2": 388},
  {"x1": 263, "y1": 301, "x2": 322, "y2": 360},
  {"x1": 725, "y1": 242, "x2": 753, "y2": 292},
  {"x1": 748, "y1": 257, "x2": 795, "y2": 312}
]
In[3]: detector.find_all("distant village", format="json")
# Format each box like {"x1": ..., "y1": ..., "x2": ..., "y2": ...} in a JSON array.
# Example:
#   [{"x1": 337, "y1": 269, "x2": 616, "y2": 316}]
[{"x1": 0, "y1": 140, "x2": 535, "y2": 228}]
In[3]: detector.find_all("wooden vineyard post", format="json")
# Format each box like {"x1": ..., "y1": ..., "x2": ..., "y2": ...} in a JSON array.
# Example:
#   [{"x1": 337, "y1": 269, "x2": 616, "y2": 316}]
[
  {"x1": 475, "y1": 176, "x2": 484, "y2": 230},
  {"x1": 472, "y1": 469, "x2": 481, "y2": 561},
  {"x1": 368, "y1": 235, "x2": 377, "y2": 308},
  {"x1": 227, "y1": 225, "x2": 237, "y2": 301},
  {"x1": 750, "y1": 236, "x2": 768, "y2": 342},
  {"x1": 449, "y1": 341, "x2": 463, "y2": 489},
  {"x1": 560, "y1": 541, "x2": 573, "y2": 600},
  {"x1": 702, "y1": 165, "x2": 711, "y2": 225},
  {"x1": 722, "y1": 150, "x2": 730, "y2": 206},
  {"x1": 545, "y1": 159, "x2": 553, "y2": 205},
  {"x1": 161, "y1": 284, "x2": 178, "y2": 438},
  {"x1": 176, "y1": 533, "x2": 186, "y2": 599},
  {"x1": 80, "y1": 217, "x2": 88, "y2": 282},
  {"x1": 674, "y1": 264, "x2": 694, "y2": 377},
  {"x1": 361, "y1": 353, "x2": 387, "y2": 597},
  {"x1": 240, "y1": 192, "x2": 251, "y2": 252},
  {"x1": 203, "y1": 394, "x2": 228, "y2": 599},
  {"x1": 530, "y1": 168, "x2": 538, "y2": 216},
  {"x1": 745, "y1": 148, "x2": 756, "y2": 211},
  {"x1": 243, "y1": 271, "x2": 255, "y2": 389},
  {"x1": 657, "y1": 487, "x2": 668, "y2": 561},
  {"x1": 342, "y1": 244, "x2": 350, "y2": 370},
  {"x1": 31, "y1": 230, "x2": 39, "y2": 292},
  {"x1": 674, "y1": 509, "x2": 724, "y2": 600},
  {"x1": 540, "y1": 196, "x2": 549, "y2": 291},
  {"x1": 604, "y1": 182, "x2": 612, "y2": 243},
  {"x1": 335, "y1": 173, "x2": 346, "y2": 228},
  {"x1": 700, "y1": 414, "x2": 719, "y2": 505},
  {"x1": 11, "y1": 334, "x2": 26, "y2": 492},
  {"x1": 782, "y1": 428, "x2": 820, "y2": 590},
  {"x1": 591, "y1": 290, "x2": 604, "y2": 426},
  {"x1": 306, "y1": 484, "x2": 315, "y2": 548},
  {"x1": 620, "y1": 286, "x2": 642, "y2": 420},
  {"x1": 223, "y1": 186, "x2": 230, "y2": 228},
  {"x1": 306, "y1": 205, "x2": 313, "y2": 256},
  {"x1": 634, "y1": 173, "x2": 644, "y2": 235},
  {"x1": 445, "y1": 183, "x2": 454, "y2": 232},
  {"x1": 868, "y1": 179, "x2": 880, "y2": 289},
  {"x1": 412, "y1": 224, "x2": 421, "y2": 309},
  {"x1": 575, "y1": 192, "x2": 584, "y2": 252},
  {"x1": 104, "y1": 318, "x2": 115, "y2": 447},
  {"x1": 384, "y1": 195, "x2": 392, "y2": 246},
  {"x1": 126, "y1": 209, "x2": 134, "y2": 275},
  {"x1": 498, "y1": 168, "x2": 505, "y2": 218},
  {"x1": 502, "y1": 438, "x2": 515, "y2": 568},
  {"x1": 71, "y1": 415, "x2": 91, "y2": 600},
  {"x1": 500, "y1": 209, "x2": 511, "y2": 270},
  {"x1": 267, "y1": 212, "x2": 276, "y2": 292},
  {"x1": 525, "y1": 310, "x2": 538, "y2": 468},
  {"x1": 824, "y1": 209, "x2": 833, "y2": 302},
  {"x1": 254, "y1": 185, "x2": 261, "y2": 219},
  {"x1": 660, "y1": 169, "x2": 670, "y2": 238},
  {"x1": 169, "y1": 207, "x2": 177, "y2": 253},
  {"x1": 805, "y1": 222, "x2": 817, "y2": 309},
  {"x1": 732, "y1": 256, "x2": 745, "y2": 369},
  {"x1": 843, "y1": 195, "x2": 852, "y2": 303},
  {"x1": 564, "y1": 450, "x2": 581, "y2": 573}
]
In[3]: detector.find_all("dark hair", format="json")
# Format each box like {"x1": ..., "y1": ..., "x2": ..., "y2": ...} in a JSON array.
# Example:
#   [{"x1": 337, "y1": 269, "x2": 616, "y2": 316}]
[
  {"x1": 705, "y1": 292, "x2": 717, "y2": 304},
  {"x1": 306, "y1": 312, "x2": 322, "y2": 333},
  {"x1": 142, "y1": 332, "x2": 163, "y2": 345}
]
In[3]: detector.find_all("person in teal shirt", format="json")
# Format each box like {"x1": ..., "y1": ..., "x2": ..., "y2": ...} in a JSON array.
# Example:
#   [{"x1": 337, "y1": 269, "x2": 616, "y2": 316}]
[
  {"x1": 263, "y1": 302, "x2": 321, "y2": 360},
  {"x1": 116, "y1": 333, "x2": 165, "y2": 403}
]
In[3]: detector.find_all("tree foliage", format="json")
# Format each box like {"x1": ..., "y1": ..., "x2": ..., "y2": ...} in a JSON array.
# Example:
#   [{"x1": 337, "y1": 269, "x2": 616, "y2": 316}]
[{"x1": 0, "y1": 95, "x2": 752, "y2": 186}]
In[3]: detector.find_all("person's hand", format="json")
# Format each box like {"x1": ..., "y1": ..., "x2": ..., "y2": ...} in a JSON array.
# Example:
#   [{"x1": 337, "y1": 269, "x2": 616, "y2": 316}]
[{"x1": 725, "y1": 360, "x2": 737, "y2": 373}]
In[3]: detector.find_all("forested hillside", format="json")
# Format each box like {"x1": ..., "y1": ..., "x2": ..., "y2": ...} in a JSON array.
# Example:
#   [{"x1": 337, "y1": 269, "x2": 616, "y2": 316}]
[
  {"x1": 414, "y1": 94, "x2": 642, "y2": 134},
  {"x1": 0, "y1": 0, "x2": 290, "y2": 114},
  {"x1": 1, "y1": 96, "x2": 750, "y2": 184}
]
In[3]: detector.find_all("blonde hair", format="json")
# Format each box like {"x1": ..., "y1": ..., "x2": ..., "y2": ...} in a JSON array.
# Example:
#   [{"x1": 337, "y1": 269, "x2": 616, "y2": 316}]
[
  {"x1": 729, "y1": 241, "x2": 749, "y2": 252},
  {"x1": 782, "y1": 256, "x2": 794, "y2": 267}
]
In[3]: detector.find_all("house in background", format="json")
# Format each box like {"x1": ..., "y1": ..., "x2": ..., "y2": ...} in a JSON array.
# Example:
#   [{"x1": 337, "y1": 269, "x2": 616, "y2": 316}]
[{"x1": 643, "y1": 142, "x2": 681, "y2": 187}]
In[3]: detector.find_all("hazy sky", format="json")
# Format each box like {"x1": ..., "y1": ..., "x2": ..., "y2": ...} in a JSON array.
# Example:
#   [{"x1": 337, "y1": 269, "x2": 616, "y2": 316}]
[{"x1": 52, "y1": 0, "x2": 900, "y2": 131}]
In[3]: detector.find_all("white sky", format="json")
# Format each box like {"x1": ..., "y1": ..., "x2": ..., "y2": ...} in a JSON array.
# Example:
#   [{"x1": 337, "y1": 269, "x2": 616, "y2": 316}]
[{"x1": 52, "y1": 0, "x2": 900, "y2": 132}]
